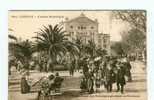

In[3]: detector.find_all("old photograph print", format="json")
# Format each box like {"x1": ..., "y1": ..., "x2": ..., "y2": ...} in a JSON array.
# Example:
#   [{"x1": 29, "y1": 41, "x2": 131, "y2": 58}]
[{"x1": 8, "y1": 10, "x2": 147, "y2": 100}]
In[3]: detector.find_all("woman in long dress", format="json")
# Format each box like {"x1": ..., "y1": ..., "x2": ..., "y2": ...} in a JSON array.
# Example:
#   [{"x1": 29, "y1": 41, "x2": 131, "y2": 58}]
[{"x1": 21, "y1": 75, "x2": 30, "y2": 94}]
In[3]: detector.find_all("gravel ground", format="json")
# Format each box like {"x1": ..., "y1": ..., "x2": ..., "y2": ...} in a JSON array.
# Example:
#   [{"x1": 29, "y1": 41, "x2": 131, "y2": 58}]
[{"x1": 8, "y1": 61, "x2": 147, "y2": 100}]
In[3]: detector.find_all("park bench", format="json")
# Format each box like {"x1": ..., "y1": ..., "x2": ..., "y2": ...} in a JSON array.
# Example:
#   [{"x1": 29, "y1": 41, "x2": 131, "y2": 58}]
[{"x1": 28, "y1": 75, "x2": 63, "y2": 100}]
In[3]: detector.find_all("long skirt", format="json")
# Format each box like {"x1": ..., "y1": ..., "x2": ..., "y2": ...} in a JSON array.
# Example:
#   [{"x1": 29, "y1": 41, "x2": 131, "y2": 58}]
[
  {"x1": 21, "y1": 77, "x2": 30, "y2": 93},
  {"x1": 87, "y1": 78, "x2": 94, "y2": 93}
]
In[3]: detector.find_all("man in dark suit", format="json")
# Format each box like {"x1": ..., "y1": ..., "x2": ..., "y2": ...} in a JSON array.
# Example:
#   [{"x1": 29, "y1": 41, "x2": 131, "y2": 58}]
[
  {"x1": 53, "y1": 73, "x2": 64, "y2": 93},
  {"x1": 116, "y1": 62, "x2": 126, "y2": 93},
  {"x1": 104, "y1": 61, "x2": 115, "y2": 92},
  {"x1": 125, "y1": 60, "x2": 132, "y2": 82}
]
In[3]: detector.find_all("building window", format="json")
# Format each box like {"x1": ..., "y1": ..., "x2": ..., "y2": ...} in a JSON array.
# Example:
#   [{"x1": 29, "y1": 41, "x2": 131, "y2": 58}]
[
  {"x1": 69, "y1": 32, "x2": 74, "y2": 36},
  {"x1": 68, "y1": 32, "x2": 71, "y2": 36},
  {"x1": 83, "y1": 32, "x2": 86, "y2": 36},
  {"x1": 72, "y1": 32, "x2": 74, "y2": 36},
  {"x1": 103, "y1": 39, "x2": 107, "y2": 43},
  {"x1": 98, "y1": 45, "x2": 101, "y2": 48},
  {"x1": 91, "y1": 26, "x2": 94, "y2": 29},
  {"x1": 103, "y1": 44, "x2": 107, "y2": 48},
  {"x1": 78, "y1": 26, "x2": 80, "y2": 29},
  {"x1": 81, "y1": 26, "x2": 84, "y2": 30},
  {"x1": 98, "y1": 39, "x2": 101, "y2": 43},
  {"x1": 70, "y1": 26, "x2": 73, "y2": 29}
]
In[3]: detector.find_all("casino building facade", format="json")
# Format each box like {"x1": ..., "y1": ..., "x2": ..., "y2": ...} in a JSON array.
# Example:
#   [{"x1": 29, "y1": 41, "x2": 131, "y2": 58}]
[{"x1": 63, "y1": 13, "x2": 110, "y2": 54}]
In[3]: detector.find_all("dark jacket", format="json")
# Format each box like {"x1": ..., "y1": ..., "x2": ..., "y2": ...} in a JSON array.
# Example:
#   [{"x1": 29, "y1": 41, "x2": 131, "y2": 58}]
[
  {"x1": 105, "y1": 68, "x2": 115, "y2": 83},
  {"x1": 21, "y1": 76, "x2": 30, "y2": 93},
  {"x1": 116, "y1": 66, "x2": 126, "y2": 85}
]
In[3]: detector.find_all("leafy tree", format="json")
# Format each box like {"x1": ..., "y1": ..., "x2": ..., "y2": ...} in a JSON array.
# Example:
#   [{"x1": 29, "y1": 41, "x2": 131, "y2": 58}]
[
  {"x1": 122, "y1": 29, "x2": 145, "y2": 50},
  {"x1": 121, "y1": 29, "x2": 146, "y2": 58},
  {"x1": 112, "y1": 11, "x2": 146, "y2": 33},
  {"x1": 111, "y1": 29, "x2": 146, "y2": 58},
  {"x1": 112, "y1": 11, "x2": 146, "y2": 60},
  {"x1": 111, "y1": 42, "x2": 127, "y2": 56}
]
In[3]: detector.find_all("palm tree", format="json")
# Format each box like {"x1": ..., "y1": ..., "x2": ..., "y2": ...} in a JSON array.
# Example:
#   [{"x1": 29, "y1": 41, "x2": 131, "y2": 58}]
[
  {"x1": 9, "y1": 34, "x2": 17, "y2": 41},
  {"x1": 15, "y1": 40, "x2": 33, "y2": 68},
  {"x1": 33, "y1": 24, "x2": 79, "y2": 72},
  {"x1": 9, "y1": 34, "x2": 18, "y2": 75},
  {"x1": 8, "y1": 39, "x2": 33, "y2": 74},
  {"x1": 9, "y1": 34, "x2": 17, "y2": 55},
  {"x1": 74, "y1": 38, "x2": 85, "y2": 71}
]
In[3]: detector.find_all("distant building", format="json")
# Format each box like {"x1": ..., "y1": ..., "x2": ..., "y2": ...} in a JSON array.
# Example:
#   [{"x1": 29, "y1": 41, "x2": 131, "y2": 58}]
[
  {"x1": 63, "y1": 13, "x2": 110, "y2": 54},
  {"x1": 96, "y1": 33, "x2": 110, "y2": 54}
]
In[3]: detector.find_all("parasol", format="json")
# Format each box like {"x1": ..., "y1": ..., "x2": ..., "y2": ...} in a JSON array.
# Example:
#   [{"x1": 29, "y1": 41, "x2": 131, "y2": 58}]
[{"x1": 94, "y1": 56, "x2": 101, "y2": 61}]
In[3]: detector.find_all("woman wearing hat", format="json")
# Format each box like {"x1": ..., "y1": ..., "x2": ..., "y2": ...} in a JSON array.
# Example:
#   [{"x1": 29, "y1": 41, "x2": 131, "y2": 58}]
[{"x1": 21, "y1": 74, "x2": 30, "y2": 94}]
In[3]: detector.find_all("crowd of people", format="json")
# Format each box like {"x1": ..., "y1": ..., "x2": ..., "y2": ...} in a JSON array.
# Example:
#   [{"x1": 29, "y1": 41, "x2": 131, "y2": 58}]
[
  {"x1": 80, "y1": 56, "x2": 132, "y2": 94},
  {"x1": 9, "y1": 54, "x2": 132, "y2": 95}
]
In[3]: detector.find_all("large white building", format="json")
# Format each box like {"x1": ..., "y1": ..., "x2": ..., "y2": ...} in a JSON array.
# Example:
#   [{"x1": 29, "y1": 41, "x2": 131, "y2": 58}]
[{"x1": 63, "y1": 13, "x2": 110, "y2": 54}]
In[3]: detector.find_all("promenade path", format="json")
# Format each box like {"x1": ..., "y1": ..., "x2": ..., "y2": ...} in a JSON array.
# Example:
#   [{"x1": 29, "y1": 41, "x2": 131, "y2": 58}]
[{"x1": 8, "y1": 61, "x2": 147, "y2": 100}]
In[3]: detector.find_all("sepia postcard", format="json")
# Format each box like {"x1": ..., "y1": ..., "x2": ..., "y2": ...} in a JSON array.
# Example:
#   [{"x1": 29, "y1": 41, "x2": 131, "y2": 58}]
[{"x1": 8, "y1": 10, "x2": 147, "y2": 100}]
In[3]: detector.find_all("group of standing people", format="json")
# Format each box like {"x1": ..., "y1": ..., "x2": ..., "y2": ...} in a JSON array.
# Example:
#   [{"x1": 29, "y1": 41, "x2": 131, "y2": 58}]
[{"x1": 80, "y1": 56, "x2": 132, "y2": 94}]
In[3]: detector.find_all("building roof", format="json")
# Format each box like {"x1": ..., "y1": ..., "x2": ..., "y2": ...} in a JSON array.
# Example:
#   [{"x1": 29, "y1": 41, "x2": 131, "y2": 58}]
[{"x1": 65, "y1": 13, "x2": 98, "y2": 24}]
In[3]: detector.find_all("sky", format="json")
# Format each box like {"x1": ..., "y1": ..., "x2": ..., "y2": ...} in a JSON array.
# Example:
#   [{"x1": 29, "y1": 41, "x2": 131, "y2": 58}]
[{"x1": 8, "y1": 10, "x2": 130, "y2": 41}]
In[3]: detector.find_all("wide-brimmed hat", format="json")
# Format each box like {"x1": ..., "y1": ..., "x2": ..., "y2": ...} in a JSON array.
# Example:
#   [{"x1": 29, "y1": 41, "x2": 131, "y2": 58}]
[
  {"x1": 55, "y1": 72, "x2": 59, "y2": 76},
  {"x1": 94, "y1": 56, "x2": 101, "y2": 61},
  {"x1": 48, "y1": 74, "x2": 55, "y2": 80}
]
